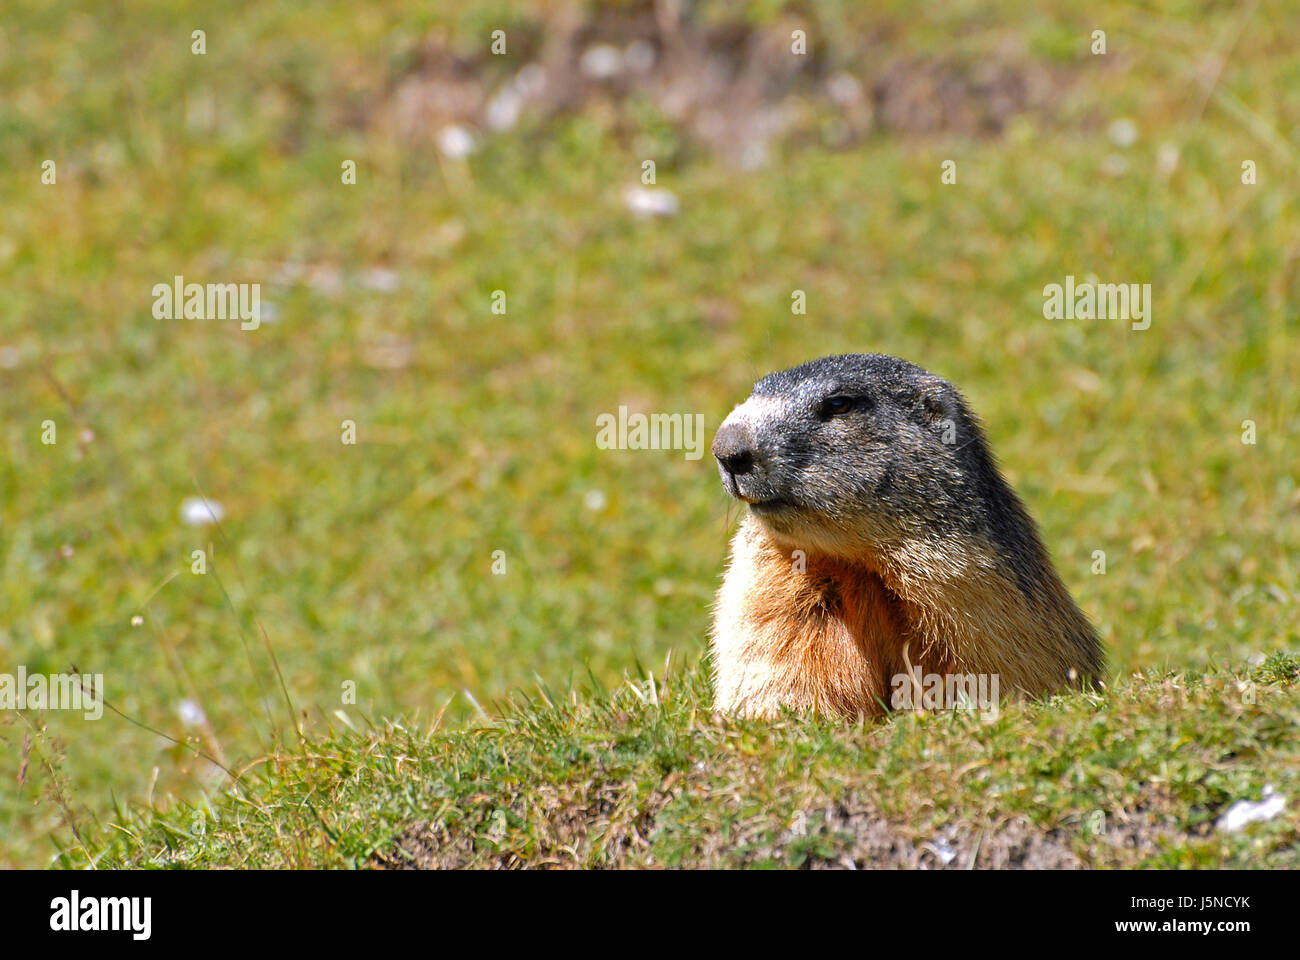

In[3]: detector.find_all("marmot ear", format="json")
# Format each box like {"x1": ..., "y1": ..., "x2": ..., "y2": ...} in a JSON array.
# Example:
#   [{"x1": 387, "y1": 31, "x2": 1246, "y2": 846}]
[{"x1": 916, "y1": 377, "x2": 949, "y2": 424}]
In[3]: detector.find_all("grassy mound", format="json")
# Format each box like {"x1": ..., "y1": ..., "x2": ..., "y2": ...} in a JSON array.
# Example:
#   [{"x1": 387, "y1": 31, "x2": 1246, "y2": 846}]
[{"x1": 86, "y1": 653, "x2": 1299, "y2": 868}]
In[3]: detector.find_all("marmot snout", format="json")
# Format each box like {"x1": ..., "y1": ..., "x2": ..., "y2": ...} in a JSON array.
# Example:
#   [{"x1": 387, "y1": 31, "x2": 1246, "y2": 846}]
[{"x1": 710, "y1": 353, "x2": 1103, "y2": 719}]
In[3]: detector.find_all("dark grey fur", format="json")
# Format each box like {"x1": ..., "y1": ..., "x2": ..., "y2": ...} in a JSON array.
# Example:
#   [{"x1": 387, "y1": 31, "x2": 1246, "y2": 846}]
[{"x1": 712, "y1": 353, "x2": 1103, "y2": 676}]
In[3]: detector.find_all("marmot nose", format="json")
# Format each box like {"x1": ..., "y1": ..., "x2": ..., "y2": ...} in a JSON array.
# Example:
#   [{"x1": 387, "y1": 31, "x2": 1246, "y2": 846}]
[{"x1": 712, "y1": 421, "x2": 756, "y2": 475}]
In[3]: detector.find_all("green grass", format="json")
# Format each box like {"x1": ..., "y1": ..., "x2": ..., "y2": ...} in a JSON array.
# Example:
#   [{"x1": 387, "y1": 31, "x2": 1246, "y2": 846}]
[
  {"x1": 2, "y1": 0, "x2": 1298, "y2": 867},
  {"x1": 90, "y1": 654, "x2": 1300, "y2": 868}
]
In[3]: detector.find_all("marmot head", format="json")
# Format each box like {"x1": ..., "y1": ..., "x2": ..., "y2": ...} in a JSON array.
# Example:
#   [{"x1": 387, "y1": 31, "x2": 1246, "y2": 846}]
[{"x1": 713, "y1": 354, "x2": 1010, "y2": 559}]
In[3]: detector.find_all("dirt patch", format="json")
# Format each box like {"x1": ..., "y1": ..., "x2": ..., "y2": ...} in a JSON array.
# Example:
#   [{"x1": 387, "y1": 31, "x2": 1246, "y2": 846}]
[
  {"x1": 786, "y1": 802, "x2": 1086, "y2": 869},
  {"x1": 769, "y1": 790, "x2": 1196, "y2": 868},
  {"x1": 372, "y1": 776, "x2": 1198, "y2": 869},
  {"x1": 763, "y1": 794, "x2": 1203, "y2": 869},
  {"x1": 362, "y1": 3, "x2": 1079, "y2": 168},
  {"x1": 871, "y1": 50, "x2": 1066, "y2": 137}
]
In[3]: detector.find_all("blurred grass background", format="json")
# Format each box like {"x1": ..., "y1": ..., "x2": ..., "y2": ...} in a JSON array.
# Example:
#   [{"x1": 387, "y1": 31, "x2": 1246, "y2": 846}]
[{"x1": 1, "y1": 0, "x2": 1297, "y2": 866}]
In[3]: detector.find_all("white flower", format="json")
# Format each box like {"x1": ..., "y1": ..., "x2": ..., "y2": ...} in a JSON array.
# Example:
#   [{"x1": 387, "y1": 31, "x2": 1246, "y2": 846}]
[
  {"x1": 178, "y1": 698, "x2": 208, "y2": 728},
  {"x1": 514, "y1": 64, "x2": 546, "y2": 98},
  {"x1": 827, "y1": 71, "x2": 863, "y2": 106},
  {"x1": 924, "y1": 839, "x2": 958, "y2": 865},
  {"x1": 1156, "y1": 142, "x2": 1180, "y2": 176},
  {"x1": 1217, "y1": 786, "x2": 1286, "y2": 832},
  {"x1": 623, "y1": 186, "x2": 679, "y2": 218},
  {"x1": 180, "y1": 496, "x2": 224, "y2": 527},
  {"x1": 436, "y1": 125, "x2": 477, "y2": 159},
  {"x1": 1108, "y1": 117, "x2": 1138, "y2": 148},
  {"x1": 580, "y1": 44, "x2": 623, "y2": 79},
  {"x1": 485, "y1": 87, "x2": 523, "y2": 132}
]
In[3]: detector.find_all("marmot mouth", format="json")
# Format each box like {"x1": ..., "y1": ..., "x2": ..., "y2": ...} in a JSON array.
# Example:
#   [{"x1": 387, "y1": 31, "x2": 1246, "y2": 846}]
[{"x1": 746, "y1": 497, "x2": 791, "y2": 514}]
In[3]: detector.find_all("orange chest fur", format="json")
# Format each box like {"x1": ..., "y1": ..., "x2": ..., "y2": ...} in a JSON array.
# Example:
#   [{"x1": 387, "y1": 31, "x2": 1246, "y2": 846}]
[{"x1": 733, "y1": 549, "x2": 953, "y2": 716}]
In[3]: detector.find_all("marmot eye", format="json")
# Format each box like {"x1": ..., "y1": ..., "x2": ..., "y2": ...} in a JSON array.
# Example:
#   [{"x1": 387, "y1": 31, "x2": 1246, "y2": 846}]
[{"x1": 821, "y1": 395, "x2": 856, "y2": 418}]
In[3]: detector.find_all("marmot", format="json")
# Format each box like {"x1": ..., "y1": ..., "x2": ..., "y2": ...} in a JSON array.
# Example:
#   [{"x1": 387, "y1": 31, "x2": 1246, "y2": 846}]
[{"x1": 709, "y1": 353, "x2": 1102, "y2": 719}]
